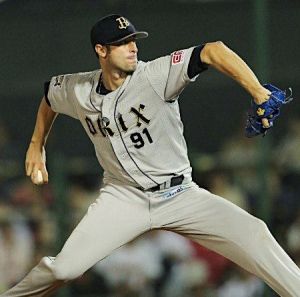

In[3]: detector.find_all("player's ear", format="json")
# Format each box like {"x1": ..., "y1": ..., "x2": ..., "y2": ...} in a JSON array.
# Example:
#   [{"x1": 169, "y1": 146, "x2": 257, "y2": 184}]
[{"x1": 95, "y1": 44, "x2": 107, "y2": 58}]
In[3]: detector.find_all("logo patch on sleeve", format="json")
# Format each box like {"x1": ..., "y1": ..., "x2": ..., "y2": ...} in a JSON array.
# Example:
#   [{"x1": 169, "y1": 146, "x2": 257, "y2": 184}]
[
  {"x1": 172, "y1": 50, "x2": 185, "y2": 65},
  {"x1": 54, "y1": 75, "x2": 64, "y2": 88}
]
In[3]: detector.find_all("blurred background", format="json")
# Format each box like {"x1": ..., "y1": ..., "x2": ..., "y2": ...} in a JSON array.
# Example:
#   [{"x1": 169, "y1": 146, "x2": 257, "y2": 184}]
[{"x1": 0, "y1": 0, "x2": 299, "y2": 296}]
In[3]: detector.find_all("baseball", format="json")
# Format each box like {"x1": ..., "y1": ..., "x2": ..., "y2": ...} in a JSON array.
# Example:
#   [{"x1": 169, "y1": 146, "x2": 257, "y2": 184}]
[{"x1": 35, "y1": 170, "x2": 44, "y2": 184}]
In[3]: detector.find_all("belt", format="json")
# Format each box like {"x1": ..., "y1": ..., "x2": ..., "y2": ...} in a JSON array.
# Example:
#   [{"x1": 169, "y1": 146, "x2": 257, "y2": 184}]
[{"x1": 146, "y1": 175, "x2": 185, "y2": 192}]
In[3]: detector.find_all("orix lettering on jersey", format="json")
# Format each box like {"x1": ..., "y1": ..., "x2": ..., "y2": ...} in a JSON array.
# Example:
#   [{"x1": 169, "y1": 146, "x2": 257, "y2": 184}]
[{"x1": 85, "y1": 103, "x2": 153, "y2": 149}]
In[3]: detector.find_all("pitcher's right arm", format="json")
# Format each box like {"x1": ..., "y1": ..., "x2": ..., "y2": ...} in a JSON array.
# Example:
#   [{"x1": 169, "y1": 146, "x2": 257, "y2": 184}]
[{"x1": 25, "y1": 97, "x2": 58, "y2": 185}]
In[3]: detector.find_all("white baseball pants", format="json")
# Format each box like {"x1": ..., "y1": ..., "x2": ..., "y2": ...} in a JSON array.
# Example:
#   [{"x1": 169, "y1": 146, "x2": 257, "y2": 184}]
[{"x1": 1, "y1": 182, "x2": 299, "y2": 297}]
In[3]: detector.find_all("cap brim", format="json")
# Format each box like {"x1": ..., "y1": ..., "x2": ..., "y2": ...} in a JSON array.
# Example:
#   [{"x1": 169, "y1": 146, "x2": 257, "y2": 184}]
[{"x1": 107, "y1": 31, "x2": 148, "y2": 45}]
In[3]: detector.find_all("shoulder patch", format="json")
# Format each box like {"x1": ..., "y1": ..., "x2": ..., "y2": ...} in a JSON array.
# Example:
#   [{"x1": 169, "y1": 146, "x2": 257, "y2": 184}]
[
  {"x1": 53, "y1": 75, "x2": 65, "y2": 88},
  {"x1": 171, "y1": 50, "x2": 185, "y2": 65}
]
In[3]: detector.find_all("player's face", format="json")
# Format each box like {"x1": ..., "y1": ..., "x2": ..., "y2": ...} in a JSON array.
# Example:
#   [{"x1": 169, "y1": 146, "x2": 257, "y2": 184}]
[{"x1": 106, "y1": 38, "x2": 138, "y2": 73}]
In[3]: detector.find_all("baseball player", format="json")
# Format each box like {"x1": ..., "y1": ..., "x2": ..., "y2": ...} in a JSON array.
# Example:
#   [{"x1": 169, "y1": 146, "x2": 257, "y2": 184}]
[{"x1": 1, "y1": 14, "x2": 299, "y2": 297}]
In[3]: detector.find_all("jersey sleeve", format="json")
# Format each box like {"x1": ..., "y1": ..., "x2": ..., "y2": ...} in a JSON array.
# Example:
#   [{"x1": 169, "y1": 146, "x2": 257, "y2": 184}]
[
  {"x1": 145, "y1": 46, "x2": 207, "y2": 101},
  {"x1": 46, "y1": 74, "x2": 79, "y2": 119}
]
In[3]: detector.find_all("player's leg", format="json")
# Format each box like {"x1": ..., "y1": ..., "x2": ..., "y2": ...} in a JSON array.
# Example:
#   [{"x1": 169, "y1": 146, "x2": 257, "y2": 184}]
[
  {"x1": 151, "y1": 183, "x2": 300, "y2": 297},
  {"x1": 0, "y1": 184, "x2": 150, "y2": 297}
]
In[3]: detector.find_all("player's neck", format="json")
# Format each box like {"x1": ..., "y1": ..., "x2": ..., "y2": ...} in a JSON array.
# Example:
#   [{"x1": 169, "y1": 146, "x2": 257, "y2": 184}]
[{"x1": 101, "y1": 69, "x2": 127, "y2": 91}]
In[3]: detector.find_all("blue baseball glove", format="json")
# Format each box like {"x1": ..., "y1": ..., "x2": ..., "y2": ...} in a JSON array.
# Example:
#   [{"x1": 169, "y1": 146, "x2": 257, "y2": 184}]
[{"x1": 245, "y1": 84, "x2": 293, "y2": 137}]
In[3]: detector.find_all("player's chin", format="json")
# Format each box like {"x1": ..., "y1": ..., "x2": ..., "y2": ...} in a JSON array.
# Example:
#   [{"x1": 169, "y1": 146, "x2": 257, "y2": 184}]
[{"x1": 124, "y1": 63, "x2": 137, "y2": 73}]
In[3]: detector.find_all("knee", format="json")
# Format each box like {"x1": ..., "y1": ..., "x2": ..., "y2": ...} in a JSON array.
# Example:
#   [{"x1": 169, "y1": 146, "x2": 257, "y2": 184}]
[
  {"x1": 250, "y1": 217, "x2": 271, "y2": 241},
  {"x1": 50, "y1": 258, "x2": 83, "y2": 281},
  {"x1": 52, "y1": 264, "x2": 82, "y2": 281},
  {"x1": 52, "y1": 266, "x2": 82, "y2": 281}
]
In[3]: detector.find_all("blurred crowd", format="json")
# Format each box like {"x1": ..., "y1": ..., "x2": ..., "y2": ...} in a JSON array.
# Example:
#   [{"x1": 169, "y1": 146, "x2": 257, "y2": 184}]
[{"x1": 1, "y1": 117, "x2": 300, "y2": 297}]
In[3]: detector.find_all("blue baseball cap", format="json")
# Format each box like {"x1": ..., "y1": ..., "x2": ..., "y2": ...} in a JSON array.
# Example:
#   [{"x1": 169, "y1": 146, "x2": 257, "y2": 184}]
[{"x1": 90, "y1": 14, "x2": 148, "y2": 47}]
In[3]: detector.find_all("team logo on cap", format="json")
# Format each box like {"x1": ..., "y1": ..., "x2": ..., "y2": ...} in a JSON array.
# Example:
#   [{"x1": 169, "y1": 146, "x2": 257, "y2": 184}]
[{"x1": 116, "y1": 17, "x2": 130, "y2": 29}]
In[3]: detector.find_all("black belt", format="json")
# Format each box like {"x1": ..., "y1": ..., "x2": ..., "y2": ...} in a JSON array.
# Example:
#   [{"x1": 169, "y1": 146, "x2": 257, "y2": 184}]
[{"x1": 146, "y1": 174, "x2": 184, "y2": 192}]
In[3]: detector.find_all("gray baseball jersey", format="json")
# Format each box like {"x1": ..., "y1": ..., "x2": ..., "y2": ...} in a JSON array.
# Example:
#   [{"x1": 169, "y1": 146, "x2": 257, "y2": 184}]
[{"x1": 47, "y1": 47, "x2": 197, "y2": 189}]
